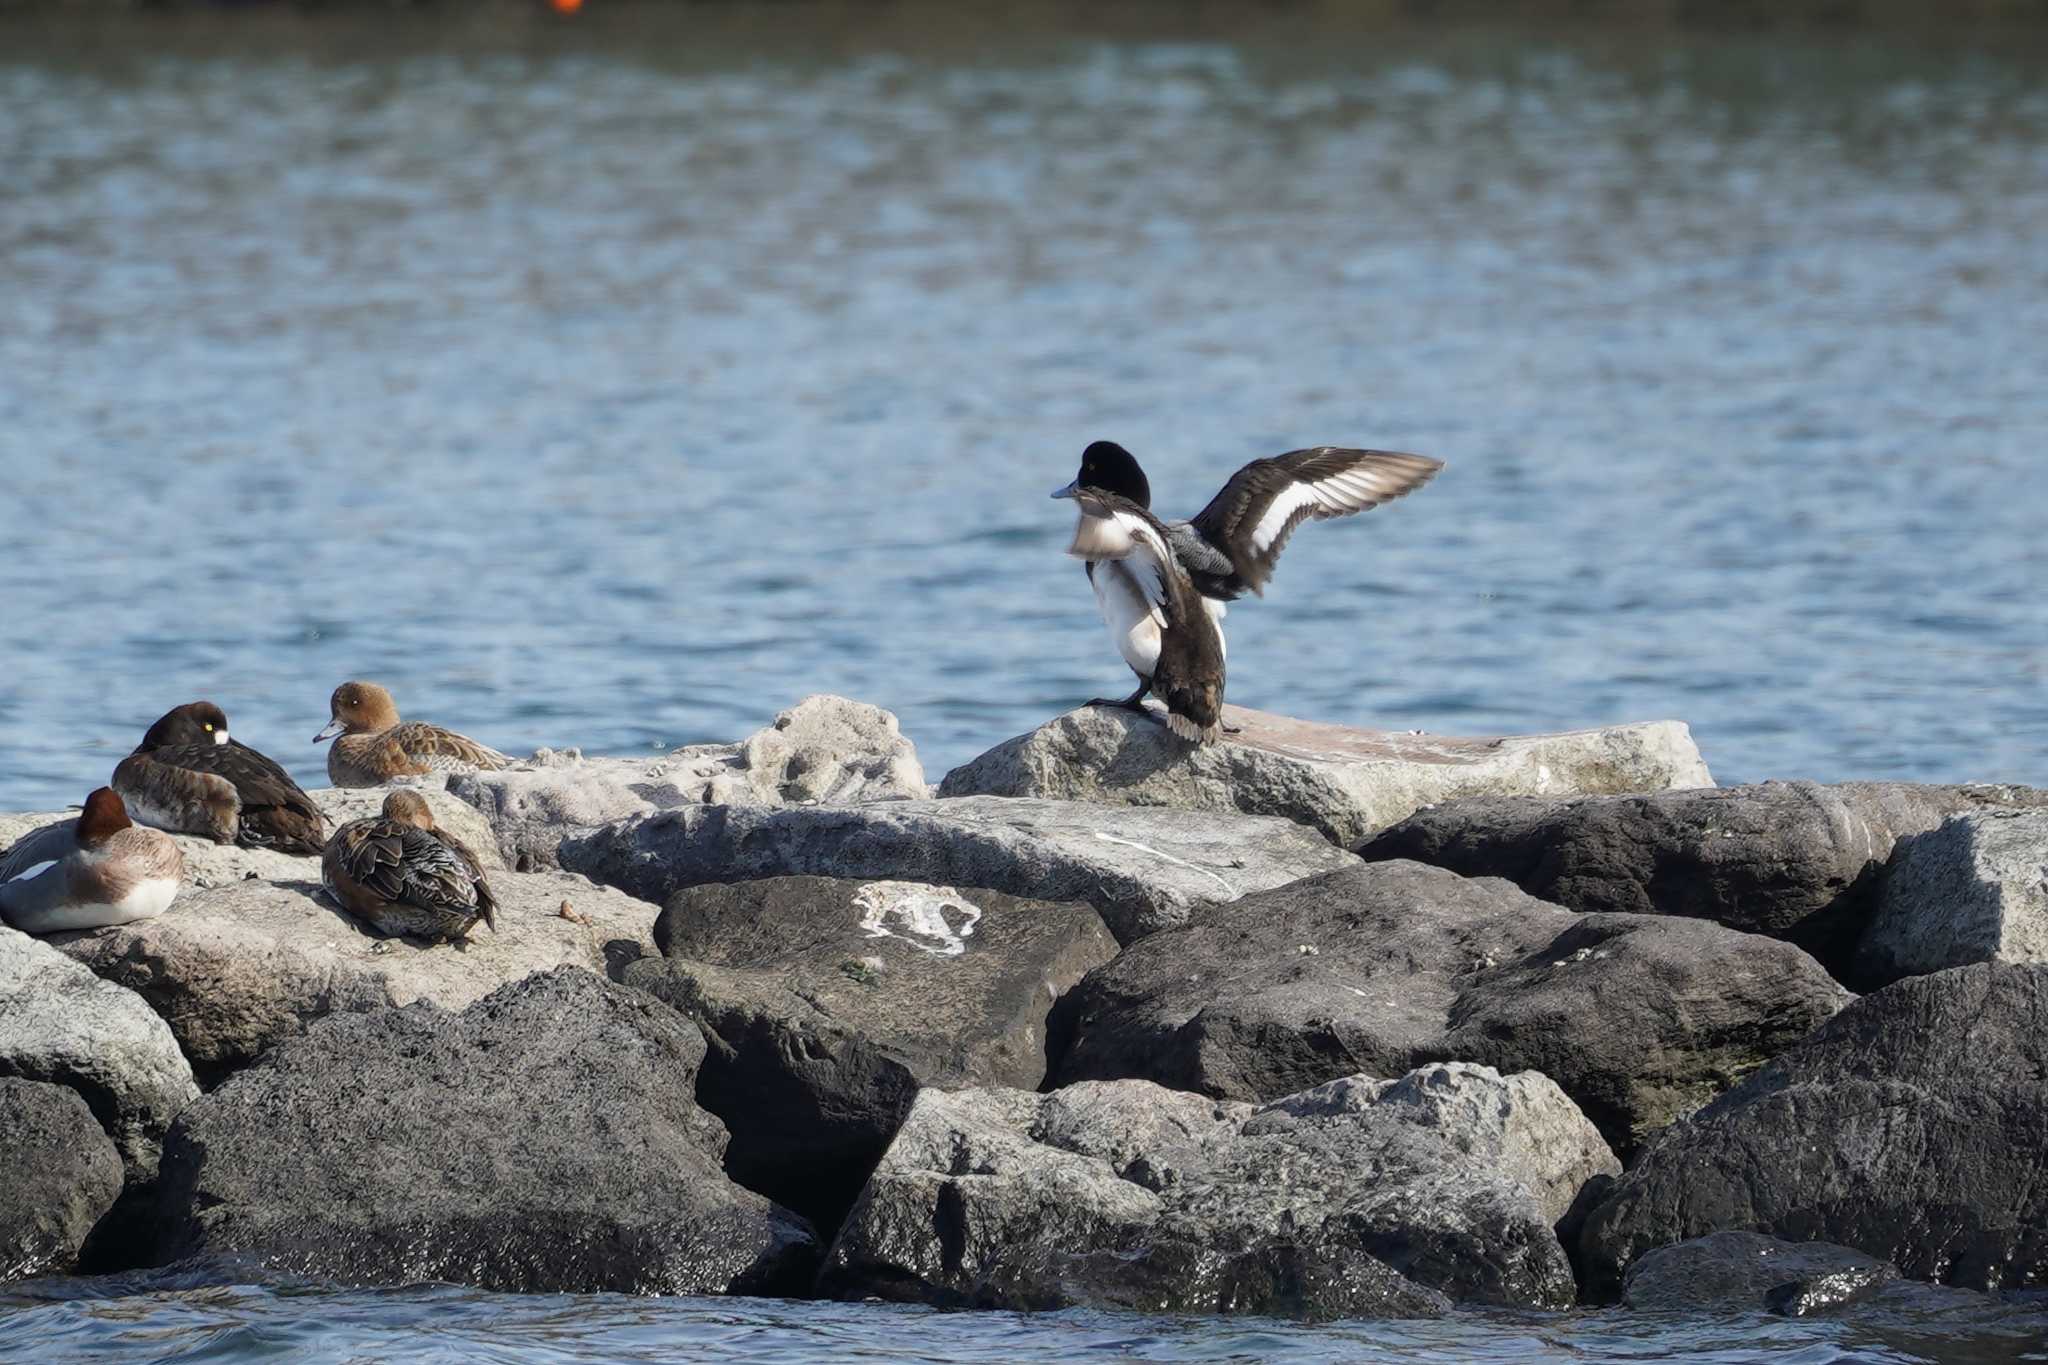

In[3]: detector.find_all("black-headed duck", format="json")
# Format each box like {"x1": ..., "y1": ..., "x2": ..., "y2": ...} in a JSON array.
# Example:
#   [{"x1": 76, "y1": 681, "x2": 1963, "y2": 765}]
[
  {"x1": 113, "y1": 701, "x2": 327, "y2": 855},
  {"x1": 1053, "y1": 441, "x2": 1442, "y2": 742}
]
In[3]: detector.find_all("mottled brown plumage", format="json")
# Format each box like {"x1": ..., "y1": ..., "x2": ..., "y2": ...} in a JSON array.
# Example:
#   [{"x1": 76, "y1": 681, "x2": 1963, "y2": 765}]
[
  {"x1": 321, "y1": 790, "x2": 497, "y2": 944},
  {"x1": 314, "y1": 681, "x2": 511, "y2": 787}
]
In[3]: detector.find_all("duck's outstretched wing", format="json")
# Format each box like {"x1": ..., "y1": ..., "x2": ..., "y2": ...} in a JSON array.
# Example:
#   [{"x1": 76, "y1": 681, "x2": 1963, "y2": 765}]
[{"x1": 1187, "y1": 448, "x2": 1443, "y2": 597}]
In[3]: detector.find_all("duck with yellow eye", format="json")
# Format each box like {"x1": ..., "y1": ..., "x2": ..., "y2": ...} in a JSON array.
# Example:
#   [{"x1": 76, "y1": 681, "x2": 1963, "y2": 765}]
[{"x1": 112, "y1": 701, "x2": 327, "y2": 854}]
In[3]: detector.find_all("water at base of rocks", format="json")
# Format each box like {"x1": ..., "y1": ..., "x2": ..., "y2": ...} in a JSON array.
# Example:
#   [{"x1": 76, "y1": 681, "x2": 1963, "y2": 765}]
[{"x1": 2, "y1": 1277, "x2": 2046, "y2": 1365}]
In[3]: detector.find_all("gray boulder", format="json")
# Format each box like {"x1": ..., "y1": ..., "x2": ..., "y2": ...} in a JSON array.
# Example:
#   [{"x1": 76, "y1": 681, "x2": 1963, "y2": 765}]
[
  {"x1": 149, "y1": 967, "x2": 816, "y2": 1294},
  {"x1": 1579, "y1": 962, "x2": 2048, "y2": 1300},
  {"x1": 1858, "y1": 809, "x2": 2048, "y2": 985},
  {"x1": 1360, "y1": 781, "x2": 2048, "y2": 982},
  {"x1": 52, "y1": 868, "x2": 655, "y2": 1078},
  {"x1": 623, "y1": 875, "x2": 1117, "y2": 1228},
  {"x1": 449, "y1": 695, "x2": 928, "y2": 868},
  {"x1": 0, "y1": 926, "x2": 198, "y2": 1180},
  {"x1": 824, "y1": 1063, "x2": 1609, "y2": 1315},
  {"x1": 940, "y1": 706, "x2": 1712, "y2": 848},
  {"x1": 1051, "y1": 862, "x2": 1847, "y2": 1156},
  {"x1": 0, "y1": 787, "x2": 502, "y2": 894},
  {"x1": 1621, "y1": 1231, "x2": 1913, "y2": 1316},
  {"x1": 563, "y1": 796, "x2": 1357, "y2": 946},
  {"x1": 0, "y1": 1078, "x2": 124, "y2": 1282}
]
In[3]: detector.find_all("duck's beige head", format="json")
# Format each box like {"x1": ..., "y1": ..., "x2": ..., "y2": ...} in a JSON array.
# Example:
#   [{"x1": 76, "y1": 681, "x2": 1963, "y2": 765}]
[
  {"x1": 314, "y1": 681, "x2": 400, "y2": 743},
  {"x1": 77, "y1": 787, "x2": 134, "y2": 847},
  {"x1": 380, "y1": 789, "x2": 436, "y2": 831}
]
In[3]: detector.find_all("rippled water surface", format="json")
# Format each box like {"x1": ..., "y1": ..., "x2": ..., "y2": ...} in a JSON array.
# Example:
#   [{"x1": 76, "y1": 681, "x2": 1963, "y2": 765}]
[
  {"x1": 3, "y1": 1276, "x2": 2047, "y2": 1365},
  {"x1": 1, "y1": 5, "x2": 2044, "y2": 811}
]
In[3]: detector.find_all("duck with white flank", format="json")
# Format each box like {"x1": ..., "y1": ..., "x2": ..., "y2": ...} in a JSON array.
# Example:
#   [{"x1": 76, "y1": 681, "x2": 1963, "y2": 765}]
[
  {"x1": 1053, "y1": 440, "x2": 1443, "y2": 742},
  {"x1": 0, "y1": 788, "x2": 185, "y2": 933},
  {"x1": 113, "y1": 701, "x2": 327, "y2": 855},
  {"x1": 313, "y1": 681, "x2": 510, "y2": 787},
  {"x1": 322, "y1": 790, "x2": 497, "y2": 944}
]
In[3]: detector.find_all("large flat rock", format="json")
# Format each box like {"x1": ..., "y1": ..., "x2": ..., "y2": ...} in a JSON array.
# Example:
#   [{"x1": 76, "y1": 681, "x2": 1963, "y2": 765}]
[
  {"x1": 1, "y1": 786, "x2": 503, "y2": 894},
  {"x1": 938, "y1": 706, "x2": 1712, "y2": 847},
  {"x1": 50, "y1": 868, "x2": 656, "y2": 1078},
  {"x1": 824, "y1": 1063, "x2": 1613, "y2": 1315},
  {"x1": 449, "y1": 695, "x2": 929, "y2": 868},
  {"x1": 1858, "y1": 809, "x2": 2048, "y2": 986},
  {"x1": 149, "y1": 968, "x2": 817, "y2": 1295},
  {"x1": 0, "y1": 1078, "x2": 124, "y2": 1283},
  {"x1": 0, "y1": 926, "x2": 198, "y2": 1181},
  {"x1": 562, "y1": 796, "x2": 1359, "y2": 945},
  {"x1": 1578, "y1": 962, "x2": 2048, "y2": 1300},
  {"x1": 624, "y1": 875, "x2": 1117, "y2": 1230},
  {"x1": 1050, "y1": 861, "x2": 1848, "y2": 1157},
  {"x1": 1362, "y1": 781, "x2": 2048, "y2": 984}
]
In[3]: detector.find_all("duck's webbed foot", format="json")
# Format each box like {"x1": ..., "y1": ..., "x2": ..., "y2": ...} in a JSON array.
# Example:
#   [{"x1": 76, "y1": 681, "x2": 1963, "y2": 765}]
[
  {"x1": 1084, "y1": 681, "x2": 1152, "y2": 713},
  {"x1": 1220, "y1": 721, "x2": 1243, "y2": 735}
]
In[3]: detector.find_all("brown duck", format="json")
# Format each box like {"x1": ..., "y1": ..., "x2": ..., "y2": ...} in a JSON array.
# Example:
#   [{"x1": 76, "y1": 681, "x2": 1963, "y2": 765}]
[
  {"x1": 321, "y1": 790, "x2": 497, "y2": 944},
  {"x1": 313, "y1": 681, "x2": 510, "y2": 787}
]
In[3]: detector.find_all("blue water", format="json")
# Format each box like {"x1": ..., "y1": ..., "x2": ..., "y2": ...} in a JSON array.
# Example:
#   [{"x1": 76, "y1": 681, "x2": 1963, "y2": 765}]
[
  {"x1": 2, "y1": 1276, "x2": 2046, "y2": 1365},
  {"x1": 1, "y1": 7, "x2": 2044, "y2": 814},
  {"x1": 3, "y1": 7, "x2": 2048, "y2": 1359}
]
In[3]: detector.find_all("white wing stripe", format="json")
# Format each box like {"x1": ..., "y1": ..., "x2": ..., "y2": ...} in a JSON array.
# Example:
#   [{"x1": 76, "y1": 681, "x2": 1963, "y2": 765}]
[
  {"x1": 1249, "y1": 484, "x2": 1323, "y2": 555},
  {"x1": 1250, "y1": 467, "x2": 1414, "y2": 553}
]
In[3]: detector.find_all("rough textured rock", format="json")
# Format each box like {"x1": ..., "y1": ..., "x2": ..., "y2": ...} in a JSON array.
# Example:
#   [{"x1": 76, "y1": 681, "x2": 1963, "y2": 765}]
[
  {"x1": 1051, "y1": 862, "x2": 1847, "y2": 1156},
  {"x1": 1622, "y1": 1232, "x2": 1901, "y2": 1315},
  {"x1": 150, "y1": 968, "x2": 817, "y2": 1294},
  {"x1": 1858, "y1": 809, "x2": 2048, "y2": 986},
  {"x1": 448, "y1": 695, "x2": 928, "y2": 868},
  {"x1": 1359, "y1": 781, "x2": 2048, "y2": 983},
  {"x1": 824, "y1": 1065, "x2": 1603, "y2": 1315},
  {"x1": 0, "y1": 786, "x2": 503, "y2": 894},
  {"x1": 52, "y1": 869, "x2": 655, "y2": 1079},
  {"x1": 1579, "y1": 962, "x2": 2048, "y2": 1300},
  {"x1": 563, "y1": 796, "x2": 1357, "y2": 945},
  {"x1": 623, "y1": 875, "x2": 1117, "y2": 1229},
  {"x1": 0, "y1": 927, "x2": 197, "y2": 1180},
  {"x1": 0, "y1": 1078, "x2": 124, "y2": 1282},
  {"x1": 940, "y1": 706, "x2": 1713, "y2": 848}
]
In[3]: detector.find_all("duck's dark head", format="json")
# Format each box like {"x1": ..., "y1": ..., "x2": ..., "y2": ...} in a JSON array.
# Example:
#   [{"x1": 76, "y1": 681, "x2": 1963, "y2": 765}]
[
  {"x1": 77, "y1": 787, "x2": 133, "y2": 846},
  {"x1": 1052, "y1": 440, "x2": 1151, "y2": 509},
  {"x1": 139, "y1": 701, "x2": 230, "y2": 752}
]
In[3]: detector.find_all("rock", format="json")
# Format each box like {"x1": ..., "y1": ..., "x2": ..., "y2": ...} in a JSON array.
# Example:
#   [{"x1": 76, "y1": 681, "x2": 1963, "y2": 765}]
[
  {"x1": 622, "y1": 875, "x2": 1118, "y2": 1229},
  {"x1": 149, "y1": 968, "x2": 817, "y2": 1294},
  {"x1": 1622, "y1": 1232, "x2": 1899, "y2": 1314},
  {"x1": 1579, "y1": 962, "x2": 2048, "y2": 1300},
  {"x1": 0, "y1": 1078, "x2": 124, "y2": 1282},
  {"x1": 448, "y1": 695, "x2": 928, "y2": 868},
  {"x1": 0, "y1": 926, "x2": 198, "y2": 1180},
  {"x1": 1050, "y1": 862, "x2": 1847, "y2": 1156},
  {"x1": 0, "y1": 787, "x2": 502, "y2": 895},
  {"x1": 823, "y1": 1064, "x2": 1601, "y2": 1314},
  {"x1": 1858, "y1": 809, "x2": 2048, "y2": 986},
  {"x1": 563, "y1": 796, "x2": 1357, "y2": 946},
  {"x1": 939, "y1": 706, "x2": 1713, "y2": 847},
  {"x1": 51, "y1": 869, "x2": 655, "y2": 1079},
  {"x1": 1360, "y1": 781, "x2": 2048, "y2": 983}
]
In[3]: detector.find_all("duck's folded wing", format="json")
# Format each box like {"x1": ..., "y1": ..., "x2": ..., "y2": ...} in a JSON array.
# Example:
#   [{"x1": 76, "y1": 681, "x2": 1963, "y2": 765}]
[
  {"x1": 0, "y1": 820, "x2": 77, "y2": 884},
  {"x1": 387, "y1": 723, "x2": 510, "y2": 771},
  {"x1": 1188, "y1": 448, "x2": 1443, "y2": 595},
  {"x1": 156, "y1": 742, "x2": 327, "y2": 850}
]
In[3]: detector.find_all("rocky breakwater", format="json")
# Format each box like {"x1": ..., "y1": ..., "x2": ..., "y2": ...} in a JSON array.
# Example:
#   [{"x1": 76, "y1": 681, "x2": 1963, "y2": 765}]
[{"x1": 7, "y1": 695, "x2": 2047, "y2": 1319}]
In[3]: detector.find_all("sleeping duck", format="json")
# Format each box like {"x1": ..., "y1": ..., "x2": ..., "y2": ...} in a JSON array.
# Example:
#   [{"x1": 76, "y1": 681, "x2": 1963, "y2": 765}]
[
  {"x1": 313, "y1": 681, "x2": 510, "y2": 787},
  {"x1": 0, "y1": 788, "x2": 185, "y2": 933},
  {"x1": 1053, "y1": 440, "x2": 1443, "y2": 742},
  {"x1": 113, "y1": 701, "x2": 327, "y2": 855},
  {"x1": 322, "y1": 789, "x2": 497, "y2": 943}
]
